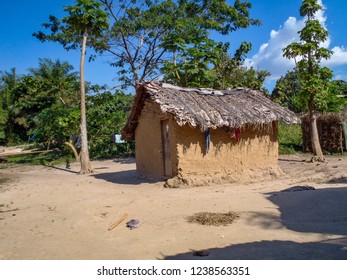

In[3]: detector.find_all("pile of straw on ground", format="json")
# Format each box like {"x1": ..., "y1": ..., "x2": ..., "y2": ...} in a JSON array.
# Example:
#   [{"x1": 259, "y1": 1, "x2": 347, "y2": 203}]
[{"x1": 187, "y1": 211, "x2": 239, "y2": 226}]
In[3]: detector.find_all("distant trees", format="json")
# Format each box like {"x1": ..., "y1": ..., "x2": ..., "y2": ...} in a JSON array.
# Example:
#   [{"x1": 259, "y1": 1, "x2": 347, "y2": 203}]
[
  {"x1": 0, "y1": 60, "x2": 80, "y2": 145},
  {"x1": 0, "y1": 68, "x2": 21, "y2": 144},
  {"x1": 0, "y1": 97, "x2": 5, "y2": 143},
  {"x1": 0, "y1": 58, "x2": 134, "y2": 160},
  {"x1": 272, "y1": 69, "x2": 347, "y2": 114},
  {"x1": 272, "y1": 69, "x2": 309, "y2": 113},
  {"x1": 0, "y1": 62, "x2": 80, "y2": 145}
]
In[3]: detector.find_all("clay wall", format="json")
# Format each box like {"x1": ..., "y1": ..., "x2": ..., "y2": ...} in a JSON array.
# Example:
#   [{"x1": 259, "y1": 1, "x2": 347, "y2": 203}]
[
  {"x1": 173, "y1": 122, "x2": 280, "y2": 185},
  {"x1": 135, "y1": 101, "x2": 178, "y2": 179}
]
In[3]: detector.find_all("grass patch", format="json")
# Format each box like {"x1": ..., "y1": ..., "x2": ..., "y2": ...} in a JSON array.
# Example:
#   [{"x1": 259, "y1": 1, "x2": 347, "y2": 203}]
[
  {"x1": 5, "y1": 150, "x2": 67, "y2": 165},
  {"x1": 278, "y1": 123, "x2": 303, "y2": 154},
  {"x1": 0, "y1": 177, "x2": 10, "y2": 192},
  {"x1": 0, "y1": 178, "x2": 9, "y2": 185}
]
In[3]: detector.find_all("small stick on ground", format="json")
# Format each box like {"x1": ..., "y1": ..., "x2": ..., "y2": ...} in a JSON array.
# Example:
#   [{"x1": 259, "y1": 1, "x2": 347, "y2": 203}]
[{"x1": 108, "y1": 213, "x2": 128, "y2": 231}]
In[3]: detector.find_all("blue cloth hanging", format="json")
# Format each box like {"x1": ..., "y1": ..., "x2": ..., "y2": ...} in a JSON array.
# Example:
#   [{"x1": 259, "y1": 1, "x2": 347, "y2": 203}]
[{"x1": 204, "y1": 128, "x2": 210, "y2": 154}]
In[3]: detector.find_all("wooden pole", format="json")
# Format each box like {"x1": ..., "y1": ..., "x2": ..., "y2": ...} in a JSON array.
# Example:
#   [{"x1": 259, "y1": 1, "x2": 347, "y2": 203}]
[{"x1": 108, "y1": 214, "x2": 128, "y2": 231}]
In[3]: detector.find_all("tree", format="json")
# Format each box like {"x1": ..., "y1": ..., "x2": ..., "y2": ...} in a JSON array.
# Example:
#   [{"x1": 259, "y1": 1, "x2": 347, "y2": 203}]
[
  {"x1": 161, "y1": 39, "x2": 224, "y2": 88},
  {"x1": 31, "y1": 104, "x2": 80, "y2": 152},
  {"x1": 0, "y1": 68, "x2": 26, "y2": 144},
  {"x1": 331, "y1": 80, "x2": 347, "y2": 96},
  {"x1": 99, "y1": 0, "x2": 261, "y2": 88},
  {"x1": 0, "y1": 96, "x2": 6, "y2": 143},
  {"x1": 271, "y1": 69, "x2": 306, "y2": 113},
  {"x1": 283, "y1": 0, "x2": 334, "y2": 162},
  {"x1": 0, "y1": 60, "x2": 81, "y2": 146},
  {"x1": 211, "y1": 42, "x2": 270, "y2": 91},
  {"x1": 34, "y1": 0, "x2": 109, "y2": 174},
  {"x1": 28, "y1": 58, "x2": 80, "y2": 106},
  {"x1": 87, "y1": 90, "x2": 134, "y2": 158},
  {"x1": 161, "y1": 40, "x2": 270, "y2": 91},
  {"x1": 272, "y1": 70, "x2": 347, "y2": 114}
]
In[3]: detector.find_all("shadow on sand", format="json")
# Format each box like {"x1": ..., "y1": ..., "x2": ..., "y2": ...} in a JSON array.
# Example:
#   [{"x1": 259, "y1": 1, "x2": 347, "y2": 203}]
[
  {"x1": 164, "y1": 238, "x2": 347, "y2": 260},
  {"x1": 325, "y1": 177, "x2": 347, "y2": 184},
  {"x1": 92, "y1": 170, "x2": 142, "y2": 185},
  {"x1": 113, "y1": 157, "x2": 136, "y2": 164},
  {"x1": 45, "y1": 164, "x2": 79, "y2": 174},
  {"x1": 92, "y1": 170, "x2": 165, "y2": 185},
  {"x1": 164, "y1": 186, "x2": 347, "y2": 260}
]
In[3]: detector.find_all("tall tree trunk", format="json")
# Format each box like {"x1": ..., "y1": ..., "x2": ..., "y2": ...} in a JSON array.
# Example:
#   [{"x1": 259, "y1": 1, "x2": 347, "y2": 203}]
[
  {"x1": 79, "y1": 30, "x2": 93, "y2": 174},
  {"x1": 309, "y1": 99, "x2": 325, "y2": 162}
]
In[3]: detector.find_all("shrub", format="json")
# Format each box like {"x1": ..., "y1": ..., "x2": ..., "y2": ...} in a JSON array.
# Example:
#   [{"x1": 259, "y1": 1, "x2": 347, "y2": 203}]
[{"x1": 278, "y1": 123, "x2": 302, "y2": 154}]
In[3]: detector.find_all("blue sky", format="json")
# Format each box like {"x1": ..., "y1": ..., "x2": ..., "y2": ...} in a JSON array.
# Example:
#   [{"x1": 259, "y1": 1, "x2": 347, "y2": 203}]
[{"x1": 1, "y1": 0, "x2": 346, "y2": 92}]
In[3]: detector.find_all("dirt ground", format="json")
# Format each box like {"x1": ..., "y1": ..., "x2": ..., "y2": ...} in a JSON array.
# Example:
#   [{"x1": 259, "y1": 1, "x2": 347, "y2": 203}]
[{"x1": 0, "y1": 151, "x2": 347, "y2": 260}]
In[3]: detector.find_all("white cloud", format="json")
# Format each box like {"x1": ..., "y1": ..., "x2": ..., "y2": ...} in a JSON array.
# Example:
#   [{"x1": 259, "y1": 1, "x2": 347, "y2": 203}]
[
  {"x1": 245, "y1": 16, "x2": 303, "y2": 80},
  {"x1": 335, "y1": 74, "x2": 347, "y2": 80},
  {"x1": 323, "y1": 46, "x2": 347, "y2": 66},
  {"x1": 246, "y1": 0, "x2": 347, "y2": 86}
]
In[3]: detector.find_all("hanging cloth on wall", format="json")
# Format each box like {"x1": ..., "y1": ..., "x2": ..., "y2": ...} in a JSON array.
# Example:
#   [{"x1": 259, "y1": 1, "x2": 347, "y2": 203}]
[
  {"x1": 235, "y1": 127, "x2": 241, "y2": 143},
  {"x1": 204, "y1": 128, "x2": 210, "y2": 154}
]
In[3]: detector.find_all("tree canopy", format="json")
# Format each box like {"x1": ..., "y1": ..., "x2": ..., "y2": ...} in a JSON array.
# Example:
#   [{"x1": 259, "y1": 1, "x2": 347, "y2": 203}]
[
  {"x1": 0, "y1": 58, "x2": 134, "y2": 159},
  {"x1": 98, "y1": 0, "x2": 261, "y2": 88},
  {"x1": 161, "y1": 40, "x2": 270, "y2": 91}
]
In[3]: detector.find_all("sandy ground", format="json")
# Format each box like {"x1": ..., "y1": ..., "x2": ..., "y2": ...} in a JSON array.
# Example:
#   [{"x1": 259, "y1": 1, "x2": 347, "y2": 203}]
[{"x1": 0, "y1": 152, "x2": 347, "y2": 260}]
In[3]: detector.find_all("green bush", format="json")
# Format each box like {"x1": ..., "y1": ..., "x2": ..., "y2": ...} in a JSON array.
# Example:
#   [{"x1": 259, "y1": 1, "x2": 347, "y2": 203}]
[
  {"x1": 89, "y1": 139, "x2": 135, "y2": 159},
  {"x1": 278, "y1": 123, "x2": 302, "y2": 154}
]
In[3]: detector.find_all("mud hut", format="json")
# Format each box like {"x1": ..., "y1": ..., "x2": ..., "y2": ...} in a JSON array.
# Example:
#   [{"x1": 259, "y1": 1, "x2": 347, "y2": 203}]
[
  {"x1": 302, "y1": 113, "x2": 347, "y2": 154},
  {"x1": 122, "y1": 82, "x2": 299, "y2": 186}
]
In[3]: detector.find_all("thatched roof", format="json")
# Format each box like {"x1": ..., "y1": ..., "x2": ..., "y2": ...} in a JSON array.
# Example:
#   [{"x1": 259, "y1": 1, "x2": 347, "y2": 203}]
[{"x1": 122, "y1": 82, "x2": 299, "y2": 140}]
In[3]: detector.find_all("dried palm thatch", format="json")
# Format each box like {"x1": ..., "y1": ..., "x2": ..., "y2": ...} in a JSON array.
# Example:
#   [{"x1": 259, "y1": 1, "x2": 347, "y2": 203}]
[
  {"x1": 122, "y1": 82, "x2": 300, "y2": 140},
  {"x1": 187, "y1": 211, "x2": 240, "y2": 226},
  {"x1": 302, "y1": 113, "x2": 347, "y2": 153}
]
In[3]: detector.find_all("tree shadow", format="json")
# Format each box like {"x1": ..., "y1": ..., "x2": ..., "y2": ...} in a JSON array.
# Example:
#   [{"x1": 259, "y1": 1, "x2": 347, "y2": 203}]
[
  {"x1": 164, "y1": 186, "x2": 347, "y2": 260},
  {"x1": 325, "y1": 177, "x2": 347, "y2": 184},
  {"x1": 45, "y1": 164, "x2": 79, "y2": 174},
  {"x1": 113, "y1": 157, "x2": 136, "y2": 164},
  {"x1": 278, "y1": 158, "x2": 307, "y2": 163},
  {"x1": 91, "y1": 170, "x2": 165, "y2": 185},
  {"x1": 265, "y1": 186, "x2": 347, "y2": 235},
  {"x1": 163, "y1": 238, "x2": 347, "y2": 260}
]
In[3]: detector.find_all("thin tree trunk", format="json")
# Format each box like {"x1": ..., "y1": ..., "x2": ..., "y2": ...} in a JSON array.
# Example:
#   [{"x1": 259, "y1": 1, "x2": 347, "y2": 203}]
[
  {"x1": 309, "y1": 101, "x2": 325, "y2": 162},
  {"x1": 79, "y1": 30, "x2": 93, "y2": 174},
  {"x1": 173, "y1": 51, "x2": 180, "y2": 80}
]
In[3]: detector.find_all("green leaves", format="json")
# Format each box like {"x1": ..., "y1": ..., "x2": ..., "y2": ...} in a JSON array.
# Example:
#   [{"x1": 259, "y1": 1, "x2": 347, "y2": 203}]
[
  {"x1": 101, "y1": 0, "x2": 261, "y2": 88},
  {"x1": 299, "y1": 0, "x2": 322, "y2": 18},
  {"x1": 34, "y1": 0, "x2": 109, "y2": 51},
  {"x1": 281, "y1": 0, "x2": 344, "y2": 113},
  {"x1": 86, "y1": 91, "x2": 134, "y2": 158},
  {"x1": 162, "y1": 39, "x2": 269, "y2": 91},
  {"x1": 0, "y1": 59, "x2": 80, "y2": 145},
  {"x1": 31, "y1": 104, "x2": 80, "y2": 145},
  {"x1": 272, "y1": 70, "x2": 306, "y2": 113}
]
